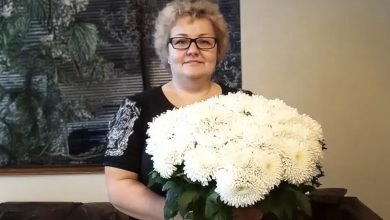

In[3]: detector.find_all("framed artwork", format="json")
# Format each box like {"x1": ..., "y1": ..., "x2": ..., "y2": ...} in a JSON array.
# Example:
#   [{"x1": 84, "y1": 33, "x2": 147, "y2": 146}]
[{"x1": 0, "y1": 0, "x2": 242, "y2": 174}]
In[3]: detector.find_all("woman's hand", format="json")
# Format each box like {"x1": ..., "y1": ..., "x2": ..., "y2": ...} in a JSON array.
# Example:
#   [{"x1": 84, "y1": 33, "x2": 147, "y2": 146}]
[
  {"x1": 233, "y1": 207, "x2": 263, "y2": 220},
  {"x1": 105, "y1": 167, "x2": 166, "y2": 220}
]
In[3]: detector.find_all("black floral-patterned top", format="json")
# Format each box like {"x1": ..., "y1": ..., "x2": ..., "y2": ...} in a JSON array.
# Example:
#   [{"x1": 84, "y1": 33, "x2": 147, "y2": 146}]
[{"x1": 104, "y1": 84, "x2": 243, "y2": 196}]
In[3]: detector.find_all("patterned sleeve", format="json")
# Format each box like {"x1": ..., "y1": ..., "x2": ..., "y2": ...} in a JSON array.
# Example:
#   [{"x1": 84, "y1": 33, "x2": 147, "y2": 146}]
[{"x1": 104, "y1": 97, "x2": 143, "y2": 172}]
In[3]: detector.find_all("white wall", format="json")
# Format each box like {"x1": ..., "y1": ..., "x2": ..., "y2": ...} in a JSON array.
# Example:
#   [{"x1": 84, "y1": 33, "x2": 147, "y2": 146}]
[
  {"x1": 241, "y1": 0, "x2": 389, "y2": 219},
  {"x1": 0, "y1": 0, "x2": 389, "y2": 219}
]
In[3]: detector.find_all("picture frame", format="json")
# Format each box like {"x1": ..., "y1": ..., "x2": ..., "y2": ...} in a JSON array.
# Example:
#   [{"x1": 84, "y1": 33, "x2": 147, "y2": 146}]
[{"x1": 0, "y1": 0, "x2": 241, "y2": 175}]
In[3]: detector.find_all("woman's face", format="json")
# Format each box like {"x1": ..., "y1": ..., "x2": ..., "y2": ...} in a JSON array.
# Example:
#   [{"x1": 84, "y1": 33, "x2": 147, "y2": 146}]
[{"x1": 168, "y1": 16, "x2": 218, "y2": 81}]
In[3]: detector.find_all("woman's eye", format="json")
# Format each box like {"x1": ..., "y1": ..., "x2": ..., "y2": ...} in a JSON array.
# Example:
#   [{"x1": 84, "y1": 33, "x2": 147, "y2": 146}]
[
  {"x1": 198, "y1": 40, "x2": 211, "y2": 45},
  {"x1": 175, "y1": 39, "x2": 188, "y2": 45}
]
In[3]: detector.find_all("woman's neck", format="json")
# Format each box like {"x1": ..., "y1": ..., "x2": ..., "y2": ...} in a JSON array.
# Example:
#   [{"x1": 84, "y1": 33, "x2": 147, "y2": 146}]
[
  {"x1": 170, "y1": 77, "x2": 213, "y2": 93},
  {"x1": 163, "y1": 80, "x2": 221, "y2": 107}
]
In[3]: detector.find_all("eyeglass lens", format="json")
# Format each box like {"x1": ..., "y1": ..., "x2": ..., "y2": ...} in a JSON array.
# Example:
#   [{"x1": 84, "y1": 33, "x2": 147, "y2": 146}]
[{"x1": 170, "y1": 37, "x2": 216, "y2": 49}]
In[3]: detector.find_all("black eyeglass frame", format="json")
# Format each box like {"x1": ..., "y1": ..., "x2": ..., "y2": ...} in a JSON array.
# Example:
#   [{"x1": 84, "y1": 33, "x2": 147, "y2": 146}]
[{"x1": 168, "y1": 37, "x2": 218, "y2": 50}]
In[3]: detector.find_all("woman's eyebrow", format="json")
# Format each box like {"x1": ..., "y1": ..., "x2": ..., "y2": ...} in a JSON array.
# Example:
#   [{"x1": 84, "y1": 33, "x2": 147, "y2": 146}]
[{"x1": 171, "y1": 33, "x2": 214, "y2": 37}]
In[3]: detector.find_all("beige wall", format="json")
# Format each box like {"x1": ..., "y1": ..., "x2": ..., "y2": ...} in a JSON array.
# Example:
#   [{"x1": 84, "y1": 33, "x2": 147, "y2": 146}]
[
  {"x1": 0, "y1": 0, "x2": 389, "y2": 219},
  {"x1": 241, "y1": 0, "x2": 389, "y2": 219},
  {"x1": 0, "y1": 174, "x2": 107, "y2": 202}
]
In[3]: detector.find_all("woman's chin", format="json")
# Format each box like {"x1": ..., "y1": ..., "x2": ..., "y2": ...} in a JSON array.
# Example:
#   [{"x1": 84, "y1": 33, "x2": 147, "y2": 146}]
[
  {"x1": 179, "y1": 67, "x2": 214, "y2": 78},
  {"x1": 180, "y1": 72, "x2": 212, "y2": 80}
]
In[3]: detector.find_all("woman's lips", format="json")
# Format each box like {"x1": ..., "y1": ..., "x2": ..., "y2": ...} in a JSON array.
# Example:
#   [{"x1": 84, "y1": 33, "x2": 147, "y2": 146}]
[{"x1": 184, "y1": 60, "x2": 203, "y2": 64}]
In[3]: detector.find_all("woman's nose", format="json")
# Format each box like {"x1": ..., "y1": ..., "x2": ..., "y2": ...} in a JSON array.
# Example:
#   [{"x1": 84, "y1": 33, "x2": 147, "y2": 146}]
[{"x1": 186, "y1": 41, "x2": 200, "y2": 55}]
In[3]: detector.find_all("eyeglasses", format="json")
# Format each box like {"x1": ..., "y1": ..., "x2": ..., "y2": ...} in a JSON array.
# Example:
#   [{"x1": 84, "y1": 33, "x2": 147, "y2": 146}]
[{"x1": 168, "y1": 37, "x2": 217, "y2": 50}]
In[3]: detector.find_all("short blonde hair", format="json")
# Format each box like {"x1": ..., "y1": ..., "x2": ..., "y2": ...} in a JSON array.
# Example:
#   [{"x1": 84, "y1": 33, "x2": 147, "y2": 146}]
[{"x1": 154, "y1": 0, "x2": 229, "y2": 67}]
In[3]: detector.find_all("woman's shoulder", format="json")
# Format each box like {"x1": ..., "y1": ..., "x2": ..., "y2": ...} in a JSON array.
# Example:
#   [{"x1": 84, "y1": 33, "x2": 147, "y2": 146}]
[
  {"x1": 121, "y1": 86, "x2": 164, "y2": 106},
  {"x1": 112, "y1": 86, "x2": 164, "y2": 119},
  {"x1": 128, "y1": 86, "x2": 163, "y2": 101}
]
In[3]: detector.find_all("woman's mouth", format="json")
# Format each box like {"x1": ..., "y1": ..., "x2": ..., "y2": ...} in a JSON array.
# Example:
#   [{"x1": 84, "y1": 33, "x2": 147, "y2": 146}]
[{"x1": 184, "y1": 60, "x2": 203, "y2": 64}]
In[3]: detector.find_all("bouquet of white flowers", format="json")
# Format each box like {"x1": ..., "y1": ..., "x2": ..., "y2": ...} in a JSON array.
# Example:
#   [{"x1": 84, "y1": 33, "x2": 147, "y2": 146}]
[{"x1": 146, "y1": 92, "x2": 325, "y2": 220}]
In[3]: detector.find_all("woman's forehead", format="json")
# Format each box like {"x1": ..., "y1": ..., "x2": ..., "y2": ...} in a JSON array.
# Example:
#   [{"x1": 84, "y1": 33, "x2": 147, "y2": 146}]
[{"x1": 170, "y1": 16, "x2": 215, "y2": 37}]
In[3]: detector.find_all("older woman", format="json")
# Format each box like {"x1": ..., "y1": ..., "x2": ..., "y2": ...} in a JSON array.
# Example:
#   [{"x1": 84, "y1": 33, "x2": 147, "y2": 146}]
[{"x1": 104, "y1": 0, "x2": 261, "y2": 219}]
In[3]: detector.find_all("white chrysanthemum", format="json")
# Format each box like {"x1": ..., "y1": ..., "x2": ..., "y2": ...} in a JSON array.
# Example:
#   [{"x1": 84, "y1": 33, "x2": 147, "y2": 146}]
[
  {"x1": 273, "y1": 115, "x2": 324, "y2": 163},
  {"x1": 151, "y1": 138, "x2": 195, "y2": 179},
  {"x1": 193, "y1": 108, "x2": 230, "y2": 132},
  {"x1": 302, "y1": 139, "x2": 324, "y2": 162},
  {"x1": 183, "y1": 147, "x2": 219, "y2": 186},
  {"x1": 280, "y1": 140, "x2": 318, "y2": 184},
  {"x1": 145, "y1": 92, "x2": 325, "y2": 204},
  {"x1": 269, "y1": 103, "x2": 298, "y2": 124},
  {"x1": 252, "y1": 149, "x2": 283, "y2": 190},
  {"x1": 193, "y1": 133, "x2": 226, "y2": 150},
  {"x1": 151, "y1": 149, "x2": 178, "y2": 178},
  {"x1": 218, "y1": 145, "x2": 251, "y2": 168},
  {"x1": 219, "y1": 92, "x2": 253, "y2": 115},
  {"x1": 146, "y1": 110, "x2": 183, "y2": 155},
  {"x1": 241, "y1": 123, "x2": 274, "y2": 149},
  {"x1": 148, "y1": 136, "x2": 195, "y2": 178},
  {"x1": 215, "y1": 147, "x2": 283, "y2": 207},
  {"x1": 282, "y1": 115, "x2": 322, "y2": 141},
  {"x1": 215, "y1": 168, "x2": 268, "y2": 208},
  {"x1": 300, "y1": 114, "x2": 324, "y2": 141}
]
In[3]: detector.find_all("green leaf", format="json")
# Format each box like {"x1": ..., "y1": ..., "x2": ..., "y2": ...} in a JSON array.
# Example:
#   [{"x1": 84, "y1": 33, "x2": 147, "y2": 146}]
[
  {"x1": 162, "y1": 180, "x2": 177, "y2": 191},
  {"x1": 259, "y1": 183, "x2": 307, "y2": 220},
  {"x1": 163, "y1": 181, "x2": 186, "y2": 219},
  {"x1": 165, "y1": 189, "x2": 179, "y2": 219},
  {"x1": 177, "y1": 190, "x2": 199, "y2": 217},
  {"x1": 205, "y1": 192, "x2": 231, "y2": 220},
  {"x1": 288, "y1": 187, "x2": 312, "y2": 216},
  {"x1": 147, "y1": 171, "x2": 166, "y2": 187},
  {"x1": 164, "y1": 200, "x2": 178, "y2": 220},
  {"x1": 25, "y1": 0, "x2": 48, "y2": 21},
  {"x1": 5, "y1": 11, "x2": 30, "y2": 37},
  {"x1": 67, "y1": 22, "x2": 98, "y2": 62},
  {"x1": 0, "y1": 33, "x2": 8, "y2": 49}
]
